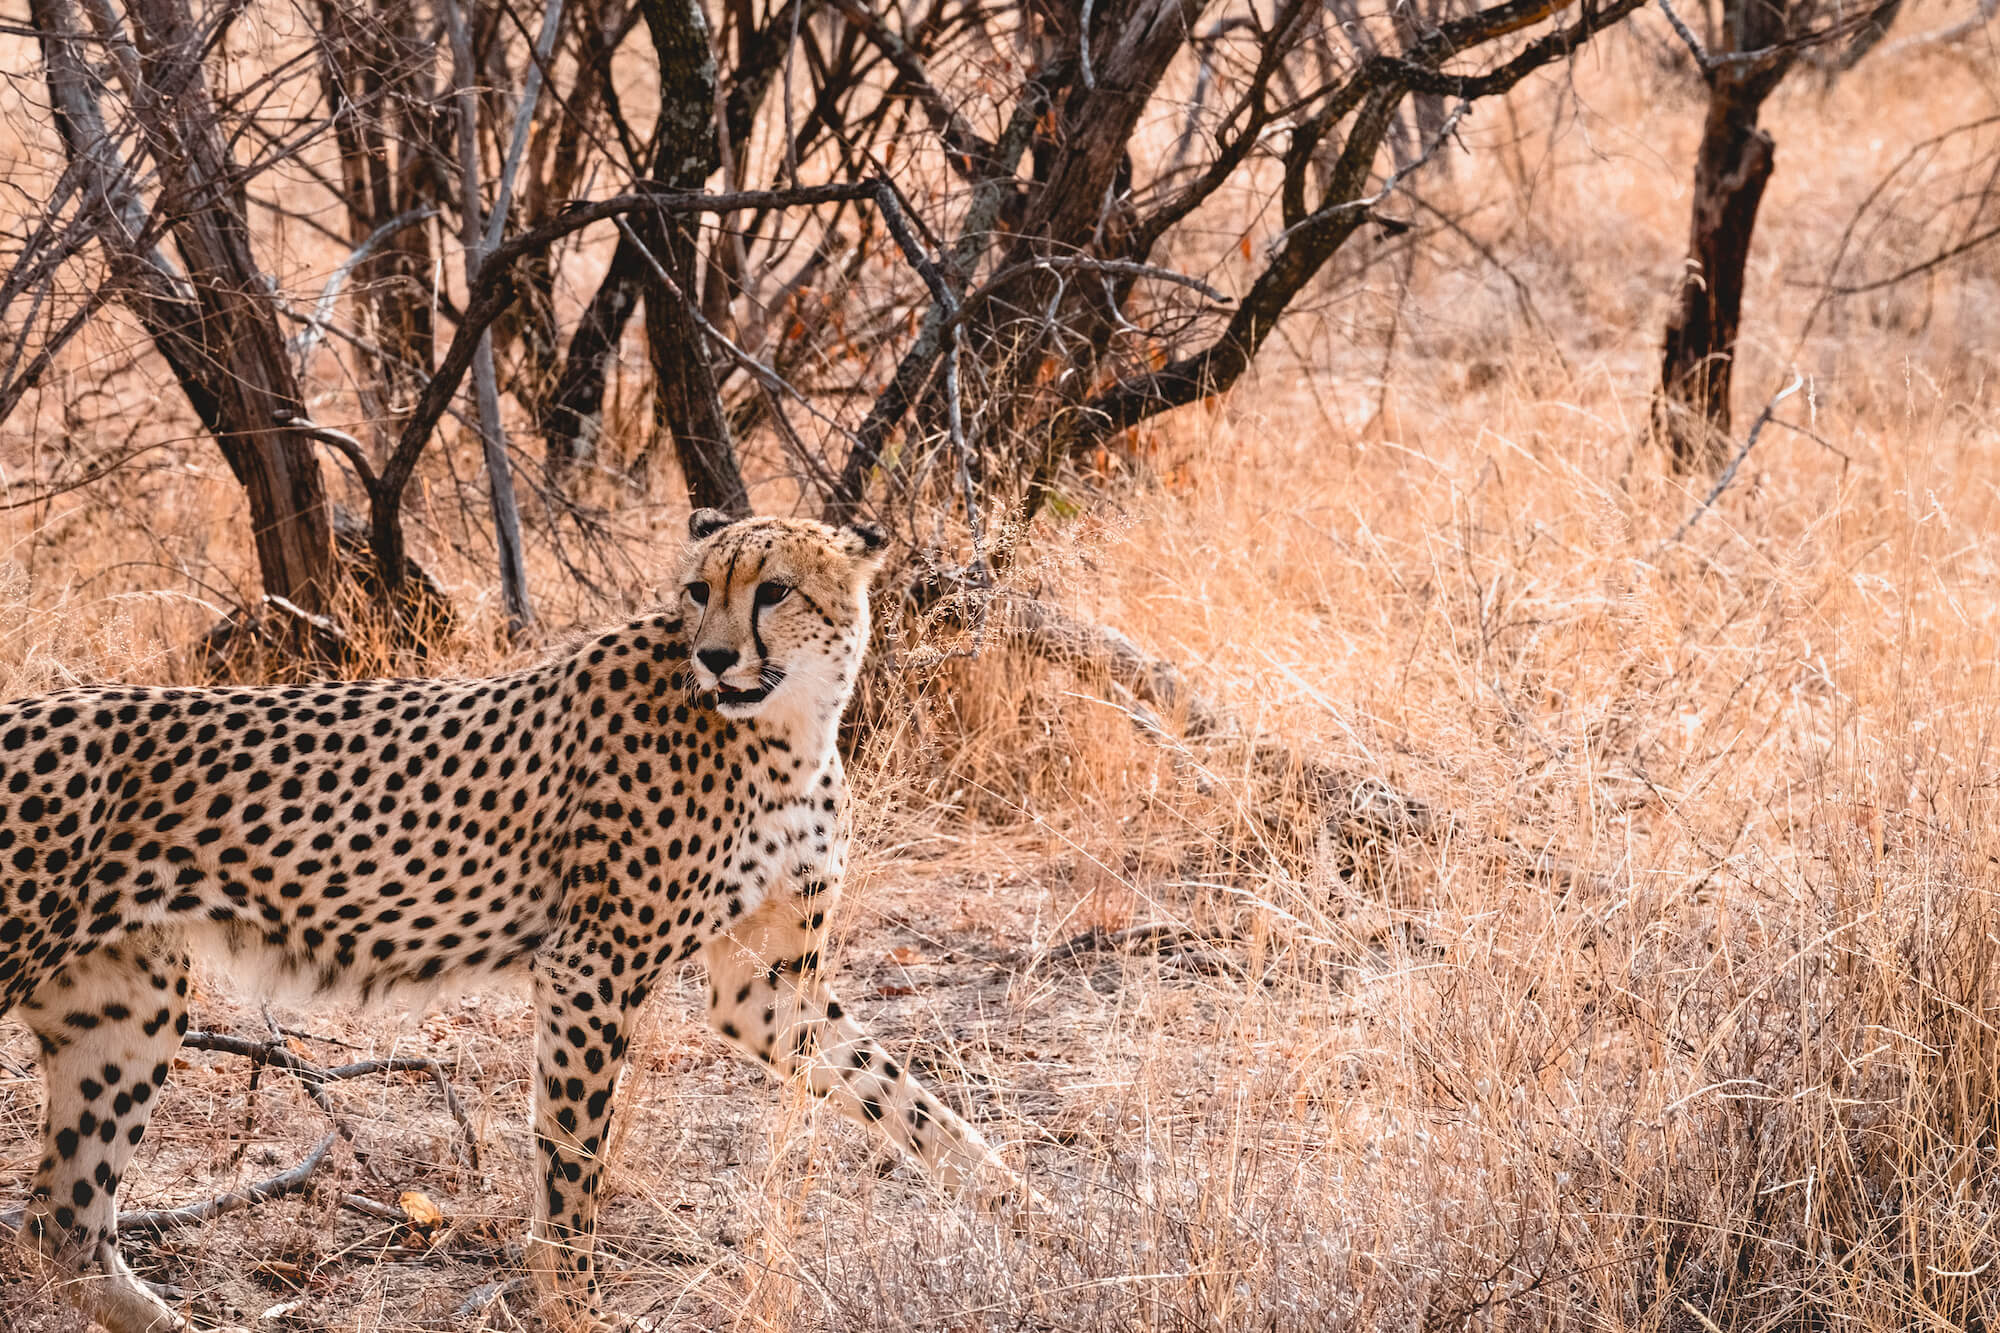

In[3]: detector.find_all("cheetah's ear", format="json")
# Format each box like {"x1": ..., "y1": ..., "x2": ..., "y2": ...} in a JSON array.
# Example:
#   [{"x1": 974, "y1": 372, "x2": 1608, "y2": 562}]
[
  {"x1": 688, "y1": 508, "x2": 737, "y2": 541},
  {"x1": 839, "y1": 522, "x2": 888, "y2": 562}
]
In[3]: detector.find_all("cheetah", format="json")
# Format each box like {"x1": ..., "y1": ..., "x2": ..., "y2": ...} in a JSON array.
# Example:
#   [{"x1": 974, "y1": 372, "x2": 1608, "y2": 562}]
[{"x1": 0, "y1": 510, "x2": 1025, "y2": 1332}]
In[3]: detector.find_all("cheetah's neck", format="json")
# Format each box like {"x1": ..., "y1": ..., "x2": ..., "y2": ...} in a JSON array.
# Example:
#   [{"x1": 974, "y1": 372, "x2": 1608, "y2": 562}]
[{"x1": 743, "y1": 686, "x2": 844, "y2": 793}]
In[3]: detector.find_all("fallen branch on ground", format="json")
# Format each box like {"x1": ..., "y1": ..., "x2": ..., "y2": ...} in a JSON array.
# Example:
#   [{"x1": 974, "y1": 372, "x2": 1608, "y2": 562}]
[
  {"x1": 894, "y1": 574, "x2": 1605, "y2": 895},
  {"x1": 50, "y1": 1030, "x2": 486, "y2": 1239},
  {"x1": 182, "y1": 1029, "x2": 480, "y2": 1169},
  {"x1": 993, "y1": 591, "x2": 1438, "y2": 843},
  {"x1": 118, "y1": 1132, "x2": 338, "y2": 1235}
]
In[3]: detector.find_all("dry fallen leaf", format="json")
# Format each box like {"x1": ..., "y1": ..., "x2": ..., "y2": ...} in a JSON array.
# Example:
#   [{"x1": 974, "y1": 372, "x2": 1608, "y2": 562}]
[
  {"x1": 250, "y1": 1258, "x2": 305, "y2": 1286},
  {"x1": 398, "y1": 1189, "x2": 445, "y2": 1234}
]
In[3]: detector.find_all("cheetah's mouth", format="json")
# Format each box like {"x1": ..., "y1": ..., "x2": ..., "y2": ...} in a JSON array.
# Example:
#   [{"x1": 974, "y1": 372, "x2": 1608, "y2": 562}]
[{"x1": 710, "y1": 666, "x2": 785, "y2": 711}]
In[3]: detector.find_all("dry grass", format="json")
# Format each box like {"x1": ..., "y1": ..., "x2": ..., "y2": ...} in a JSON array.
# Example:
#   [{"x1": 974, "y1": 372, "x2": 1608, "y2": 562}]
[{"x1": 6, "y1": 14, "x2": 2000, "y2": 1332}]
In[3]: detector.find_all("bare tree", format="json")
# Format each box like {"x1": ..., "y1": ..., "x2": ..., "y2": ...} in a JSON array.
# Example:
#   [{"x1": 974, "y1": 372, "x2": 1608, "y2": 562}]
[
  {"x1": 1652, "y1": 0, "x2": 1900, "y2": 468},
  {"x1": 31, "y1": 0, "x2": 338, "y2": 621},
  {"x1": 810, "y1": 0, "x2": 1654, "y2": 543},
  {"x1": 3, "y1": 0, "x2": 1656, "y2": 673}
]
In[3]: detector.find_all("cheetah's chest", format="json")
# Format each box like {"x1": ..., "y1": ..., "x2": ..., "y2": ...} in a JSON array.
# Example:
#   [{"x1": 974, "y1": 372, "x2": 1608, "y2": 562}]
[
  {"x1": 608, "y1": 743, "x2": 844, "y2": 950},
  {"x1": 709, "y1": 787, "x2": 843, "y2": 924}
]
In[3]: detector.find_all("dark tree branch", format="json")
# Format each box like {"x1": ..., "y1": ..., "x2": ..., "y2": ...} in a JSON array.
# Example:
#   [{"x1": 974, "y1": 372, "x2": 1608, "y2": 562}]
[
  {"x1": 370, "y1": 180, "x2": 948, "y2": 594},
  {"x1": 117, "y1": 1133, "x2": 339, "y2": 1234},
  {"x1": 823, "y1": 64, "x2": 1061, "y2": 524},
  {"x1": 1126, "y1": 0, "x2": 1317, "y2": 261},
  {"x1": 1062, "y1": 0, "x2": 1648, "y2": 466},
  {"x1": 826, "y1": 0, "x2": 994, "y2": 178}
]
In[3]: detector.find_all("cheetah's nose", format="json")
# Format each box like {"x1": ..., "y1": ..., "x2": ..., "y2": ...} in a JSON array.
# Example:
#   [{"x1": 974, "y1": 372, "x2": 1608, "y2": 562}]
[{"x1": 698, "y1": 647, "x2": 740, "y2": 676}]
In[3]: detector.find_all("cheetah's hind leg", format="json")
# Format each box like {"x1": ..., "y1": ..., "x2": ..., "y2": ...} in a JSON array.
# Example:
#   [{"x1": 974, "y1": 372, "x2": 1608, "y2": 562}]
[{"x1": 11, "y1": 929, "x2": 195, "y2": 1333}]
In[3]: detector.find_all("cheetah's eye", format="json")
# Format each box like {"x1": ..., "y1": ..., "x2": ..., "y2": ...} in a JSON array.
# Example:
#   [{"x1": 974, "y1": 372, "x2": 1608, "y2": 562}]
[
  {"x1": 685, "y1": 581, "x2": 710, "y2": 606},
  {"x1": 754, "y1": 582, "x2": 792, "y2": 607}
]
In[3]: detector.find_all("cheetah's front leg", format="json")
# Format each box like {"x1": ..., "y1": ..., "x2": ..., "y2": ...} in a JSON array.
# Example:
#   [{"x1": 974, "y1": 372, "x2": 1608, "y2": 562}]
[
  {"x1": 701, "y1": 887, "x2": 1025, "y2": 1199},
  {"x1": 13, "y1": 931, "x2": 192, "y2": 1333},
  {"x1": 525, "y1": 953, "x2": 651, "y2": 1331}
]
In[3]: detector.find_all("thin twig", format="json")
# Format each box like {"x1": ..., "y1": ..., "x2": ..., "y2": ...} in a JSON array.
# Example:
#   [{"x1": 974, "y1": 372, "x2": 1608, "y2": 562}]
[
  {"x1": 1768, "y1": 416, "x2": 1852, "y2": 463},
  {"x1": 290, "y1": 207, "x2": 437, "y2": 371},
  {"x1": 183, "y1": 1030, "x2": 480, "y2": 1168},
  {"x1": 953, "y1": 256, "x2": 1232, "y2": 329},
  {"x1": 339, "y1": 1192, "x2": 407, "y2": 1222},
  {"x1": 1659, "y1": 371, "x2": 1807, "y2": 550},
  {"x1": 855, "y1": 181, "x2": 978, "y2": 559},
  {"x1": 1656, "y1": 0, "x2": 1787, "y2": 72},
  {"x1": 118, "y1": 1132, "x2": 338, "y2": 1234},
  {"x1": 1079, "y1": 0, "x2": 1097, "y2": 88},
  {"x1": 453, "y1": 1277, "x2": 528, "y2": 1322},
  {"x1": 185, "y1": 1029, "x2": 355, "y2": 1138},
  {"x1": 0, "y1": 283, "x2": 113, "y2": 433},
  {"x1": 1268, "y1": 99, "x2": 1470, "y2": 252},
  {"x1": 280, "y1": 415, "x2": 377, "y2": 490},
  {"x1": 1656, "y1": 0, "x2": 1883, "y2": 74},
  {"x1": 1876, "y1": 0, "x2": 1998, "y2": 58},
  {"x1": 384, "y1": 179, "x2": 948, "y2": 504},
  {"x1": 262, "y1": 594, "x2": 349, "y2": 645},
  {"x1": 783, "y1": 0, "x2": 802, "y2": 189},
  {"x1": 1821, "y1": 222, "x2": 2000, "y2": 296},
  {"x1": 825, "y1": 0, "x2": 991, "y2": 175},
  {"x1": 445, "y1": 0, "x2": 534, "y2": 635},
  {"x1": 946, "y1": 307, "x2": 981, "y2": 566},
  {"x1": 0, "y1": 439, "x2": 176, "y2": 511},
  {"x1": 485, "y1": 0, "x2": 567, "y2": 254},
  {"x1": 321, "y1": 1057, "x2": 480, "y2": 1170}
]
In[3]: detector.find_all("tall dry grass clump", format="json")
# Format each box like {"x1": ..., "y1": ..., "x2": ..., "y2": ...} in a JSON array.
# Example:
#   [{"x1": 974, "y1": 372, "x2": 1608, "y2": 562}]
[{"x1": 4, "y1": 10, "x2": 2000, "y2": 1332}]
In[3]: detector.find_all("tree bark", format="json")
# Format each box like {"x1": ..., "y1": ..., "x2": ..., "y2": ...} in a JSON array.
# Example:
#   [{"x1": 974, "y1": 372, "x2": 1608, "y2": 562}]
[
  {"x1": 540, "y1": 230, "x2": 648, "y2": 474},
  {"x1": 316, "y1": 0, "x2": 440, "y2": 417},
  {"x1": 1654, "y1": 0, "x2": 1798, "y2": 471},
  {"x1": 54, "y1": 0, "x2": 336, "y2": 617},
  {"x1": 643, "y1": 222, "x2": 749, "y2": 512},
  {"x1": 1654, "y1": 94, "x2": 1777, "y2": 469},
  {"x1": 539, "y1": 0, "x2": 747, "y2": 513},
  {"x1": 634, "y1": 0, "x2": 747, "y2": 513}
]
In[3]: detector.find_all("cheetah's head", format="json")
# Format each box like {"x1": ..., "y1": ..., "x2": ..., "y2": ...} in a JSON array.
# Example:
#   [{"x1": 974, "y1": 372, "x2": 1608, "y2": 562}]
[{"x1": 677, "y1": 509, "x2": 888, "y2": 726}]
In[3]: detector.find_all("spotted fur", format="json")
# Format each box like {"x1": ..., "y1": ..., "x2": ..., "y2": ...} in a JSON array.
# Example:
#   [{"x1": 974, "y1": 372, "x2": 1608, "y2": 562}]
[{"x1": 0, "y1": 512, "x2": 1021, "y2": 1332}]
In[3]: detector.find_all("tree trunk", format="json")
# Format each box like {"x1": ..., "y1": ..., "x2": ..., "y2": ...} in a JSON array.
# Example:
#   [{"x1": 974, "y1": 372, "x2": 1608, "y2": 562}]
[
  {"x1": 1654, "y1": 94, "x2": 1776, "y2": 469},
  {"x1": 642, "y1": 218, "x2": 748, "y2": 513},
  {"x1": 56, "y1": 0, "x2": 336, "y2": 617},
  {"x1": 539, "y1": 0, "x2": 747, "y2": 512},
  {"x1": 635, "y1": 0, "x2": 748, "y2": 513},
  {"x1": 541, "y1": 230, "x2": 648, "y2": 474},
  {"x1": 1654, "y1": 0, "x2": 1797, "y2": 471},
  {"x1": 317, "y1": 0, "x2": 439, "y2": 420}
]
